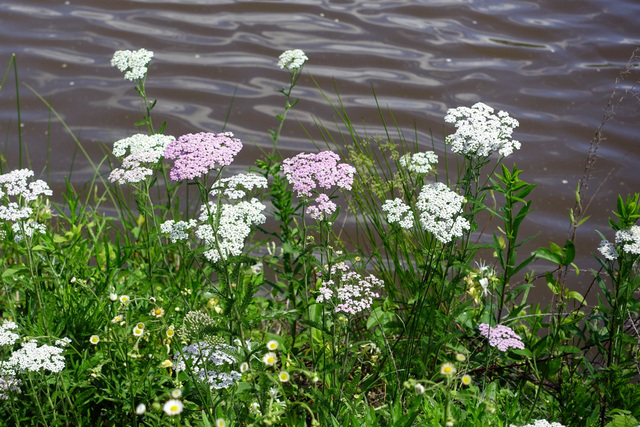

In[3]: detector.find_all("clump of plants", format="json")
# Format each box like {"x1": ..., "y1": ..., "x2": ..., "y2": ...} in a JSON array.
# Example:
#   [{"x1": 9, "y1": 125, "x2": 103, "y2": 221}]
[{"x1": 0, "y1": 46, "x2": 639, "y2": 426}]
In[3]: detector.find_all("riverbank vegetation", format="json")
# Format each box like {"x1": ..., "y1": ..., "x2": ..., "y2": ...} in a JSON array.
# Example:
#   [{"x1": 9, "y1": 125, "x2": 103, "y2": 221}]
[{"x1": 1, "y1": 48, "x2": 639, "y2": 426}]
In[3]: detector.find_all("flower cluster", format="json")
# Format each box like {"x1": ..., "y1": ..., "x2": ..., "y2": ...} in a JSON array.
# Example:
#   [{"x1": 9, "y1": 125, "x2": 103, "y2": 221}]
[
  {"x1": 479, "y1": 323, "x2": 525, "y2": 352},
  {"x1": 510, "y1": 420, "x2": 565, "y2": 427},
  {"x1": 598, "y1": 224, "x2": 640, "y2": 261},
  {"x1": 399, "y1": 151, "x2": 438, "y2": 174},
  {"x1": 111, "y1": 48, "x2": 154, "y2": 81},
  {"x1": 196, "y1": 198, "x2": 266, "y2": 263},
  {"x1": 381, "y1": 198, "x2": 414, "y2": 229},
  {"x1": 0, "y1": 169, "x2": 52, "y2": 242},
  {"x1": 283, "y1": 151, "x2": 356, "y2": 221},
  {"x1": 160, "y1": 219, "x2": 197, "y2": 243},
  {"x1": 1, "y1": 340, "x2": 67, "y2": 374},
  {"x1": 173, "y1": 342, "x2": 241, "y2": 390},
  {"x1": 416, "y1": 182, "x2": 470, "y2": 243},
  {"x1": 316, "y1": 262, "x2": 382, "y2": 316},
  {"x1": 0, "y1": 322, "x2": 19, "y2": 346},
  {"x1": 278, "y1": 49, "x2": 308, "y2": 71},
  {"x1": 209, "y1": 173, "x2": 268, "y2": 200},
  {"x1": 164, "y1": 132, "x2": 243, "y2": 181},
  {"x1": 444, "y1": 102, "x2": 520, "y2": 158},
  {"x1": 109, "y1": 134, "x2": 175, "y2": 185}
]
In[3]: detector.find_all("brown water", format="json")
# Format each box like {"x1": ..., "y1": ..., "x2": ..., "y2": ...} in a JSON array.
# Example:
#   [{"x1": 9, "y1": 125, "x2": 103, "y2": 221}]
[{"x1": 1, "y1": 0, "x2": 639, "y2": 294}]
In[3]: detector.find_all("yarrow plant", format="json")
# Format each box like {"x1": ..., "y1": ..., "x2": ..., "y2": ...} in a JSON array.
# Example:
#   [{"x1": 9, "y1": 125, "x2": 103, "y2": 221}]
[
  {"x1": 444, "y1": 102, "x2": 520, "y2": 158},
  {"x1": 109, "y1": 133, "x2": 174, "y2": 184},
  {"x1": 479, "y1": 323, "x2": 525, "y2": 352},
  {"x1": 164, "y1": 132, "x2": 243, "y2": 181},
  {"x1": 417, "y1": 182, "x2": 470, "y2": 244},
  {"x1": 282, "y1": 151, "x2": 356, "y2": 221},
  {"x1": 399, "y1": 151, "x2": 438, "y2": 174},
  {"x1": 316, "y1": 261, "x2": 382, "y2": 316},
  {"x1": 0, "y1": 169, "x2": 52, "y2": 243},
  {"x1": 277, "y1": 49, "x2": 308, "y2": 71},
  {"x1": 173, "y1": 341, "x2": 241, "y2": 390},
  {"x1": 510, "y1": 420, "x2": 566, "y2": 427},
  {"x1": 111, "y1": 48, "x2": 154, "y2": 81}
]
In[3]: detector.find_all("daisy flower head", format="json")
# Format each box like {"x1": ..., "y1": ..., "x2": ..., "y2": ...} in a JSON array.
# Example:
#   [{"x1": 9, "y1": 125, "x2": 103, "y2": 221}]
[
  {"x1": 266, "y1": 340, "x2": 279, "y2": 351},
  {"x1": 89, "y1": 335, "x2": 100, "y2": 345},
  {"x1": 440, "y1": 362, "x2": 456, "y2": 376},
  {"x1": 163, "y1": 399, "x2": 184, "y2": 416},
  {"x1": 133, "y1": 327, "x2": 144, "y2": 337},
  {"x1": 240, "y1": 362, "x2": 249, "y2": 373},
  {"x1": 262, "y1": 352, "x2": 278, "y2": 366},
  {"x1": 166, "y1": 327, "x2": 175, "y2": 338},
  {"x1": 216, "y1": 419, "x2": 227, "y2": 427},
  {"x1": 111, "y1": 48, "x2": 153, "y2": 81},
  {"x1": 170, "y1": 389, "x2": 182, "y2": 399},
  {"x1": 455, "y1": 353, "x2": 466, "y2": 362},
  {"x1": 278, "y1": 49, "x2": 308, "y2": 70},
  {"x1": 119, "y1": 295, "x2": 130, "y2": 304},
  {"x1": 461, "y1": 374, "x2": 472, "y2": 386},
  {"x1": 150, "y1": 307, "x2": 165, "y2": 318},
  {"x1": 278, "y1": 371, "x2": 290, "y2": 382},
  {"x1": 109, "y1": 293, "x2": 118, "y2": 302},
  {"x1": 111, "y1": 315, "x2": 124, "y2": 324}
]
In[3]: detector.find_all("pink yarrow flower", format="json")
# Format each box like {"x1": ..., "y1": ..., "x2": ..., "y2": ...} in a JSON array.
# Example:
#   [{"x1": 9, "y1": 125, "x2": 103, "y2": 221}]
[
  {"x1": 282, "y1": 151, "x2": 356, "y2": 198},
  {"x1": 478, "y1": 323, "x2": 525, "y2": 352},
  {"x1": 164, "y1": 132, "x2": 243, "y2": 181}
]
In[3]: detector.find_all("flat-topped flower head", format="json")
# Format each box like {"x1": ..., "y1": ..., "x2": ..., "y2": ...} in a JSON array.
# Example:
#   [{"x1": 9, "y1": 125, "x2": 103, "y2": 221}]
[
  {"x1": 382, "y1": 198, "x2": 414, "y2": 229},
  {"x1": 440, "y1": 362, "x2": 456, "y2": 376},
  {"x1": 111, "y1": 48, "x2": 154, "y2": 81},
  {"x1": 164, "y1": 132, "x2": 243, "y2": 181},
  {"x1": 445, "y1": 102, "x2": 520, "y2": 158},
  {"x1": 278, "y1": 49, "x2": 308, "y2": 70},
  {"x1": 399, "y1": 151, "x2": 438, "y2": 174},
  {"x1": 478, "y1": 323, "x2": 525, "y2": 352},
  {"x1": 283, "y1": 151, "x2": 356, "y2": 198},
  {"x1": 416, "y1": 182, "x2": 470, "y2": 243}
]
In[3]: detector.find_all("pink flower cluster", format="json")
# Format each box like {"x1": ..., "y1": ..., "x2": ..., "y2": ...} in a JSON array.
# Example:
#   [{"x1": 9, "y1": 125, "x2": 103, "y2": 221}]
[
  {"x1": 282, "y1": 151, "x2": 355, "y2": 221},
  {"x1": 164, "y1": 132, "x2": 243, "y2": 181},
  {"x1": 478, "y1": 323, "x2": 525, "y2": 352},
  {"x1": 282, "y1": 151, "x2": 356, "y2": 198}
]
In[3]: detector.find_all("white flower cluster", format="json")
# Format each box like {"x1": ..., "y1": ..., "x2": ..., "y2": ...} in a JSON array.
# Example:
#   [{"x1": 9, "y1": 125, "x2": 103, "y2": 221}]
[
  {"x1": 598, "y1": 240, "x2": 618, "y2": 261},
  {"x1": 209, "y1": 173, "x2": 268, "y2": 200},
  {"x1": 399, "y1": 151, "x2": 438, "y2": 174},
  {"x1": 615, "y1": 225, "x2": 640, "y2": 255},
  {"x1": 598, "y1": 224, "x2": 640, "y2": 261},
  {"x1": 196, "y1": 198, "x2": 266, "y2": 263},
  {"x1": 416, "y1": 182, "x2": 470, "y2": 244},
  {"x1": 316, "y1": 262, "x2": 382, "y2": 316},
  {"x1": 510, "y1": 420, "x2": 565, "y2": 427},
  {"x1": 0, "y1": 169, "x2": 52, "y2": 242},
  {"x1": 444, "y1": 102, "x2": 520, "y2": 158},
  {"x1": 111, "y1": 48, "x2": 154, "y2": 81},
  {"x1": 110, "y1": 134, "x2": 174, "y2": 185},
  {"x1": 173, "y1": 342, "x2": 241, "y2": 390},
  {"x1": 160, "y1": 219, "x2": 197, "y2": 243},
  {"x1": 1, "y1": 341, "x2": 66, "y2": 373},
  {"x1": 382, "y1": 198, "x2": 414, "y2": 229},
  {"x1": 278, "y1": 49, "x2": 308, "y2": 70},
  {"x1": 0, "y1": 322, "x2": 19, "y2": 346}
]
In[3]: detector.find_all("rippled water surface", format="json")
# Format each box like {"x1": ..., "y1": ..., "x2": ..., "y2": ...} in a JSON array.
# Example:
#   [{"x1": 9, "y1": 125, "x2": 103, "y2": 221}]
[{"x1": 1, "y1": 0, "x2": 639, "y2": 291}]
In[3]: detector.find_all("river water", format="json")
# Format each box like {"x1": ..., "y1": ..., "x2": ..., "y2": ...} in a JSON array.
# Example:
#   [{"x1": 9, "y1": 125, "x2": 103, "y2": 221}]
[{"x1": 1, "y1": 0, "x2": 639, "y2": 295}]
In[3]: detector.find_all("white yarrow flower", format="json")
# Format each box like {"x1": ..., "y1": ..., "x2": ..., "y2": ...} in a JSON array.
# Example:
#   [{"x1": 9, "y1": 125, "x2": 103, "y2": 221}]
[
  {"x1": 278, "y1": 49, "x2": 308, "y2": 70},
  {"x1": 598, "y1": 240, "x2": 618, "y2": 261},
  {"x1": 399, "y1": 151, "x2": 438, "y2": 174},
  {"x1": 111, "y1": 48, "x2": 154, "y2": 81},
  {"x1": 445, "y1": 102, "x2": 520, "y2": 158},
  {"x1": 416, "y1": 182, "x2": 470, "y2": 243}
]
